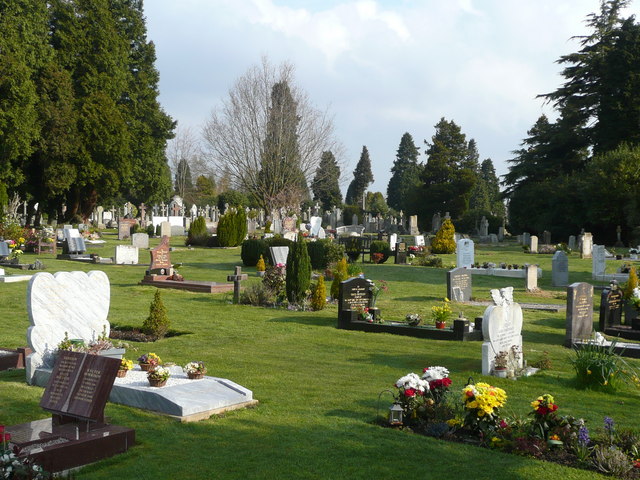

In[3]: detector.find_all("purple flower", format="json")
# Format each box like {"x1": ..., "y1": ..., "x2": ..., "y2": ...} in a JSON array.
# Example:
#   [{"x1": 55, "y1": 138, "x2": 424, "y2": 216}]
[
  {"x1": 604, "y1": 416, "x2": 614, "y2": 434},
  {"x1": 578, "y1": 426, "x2": 590, "y2": 447}
]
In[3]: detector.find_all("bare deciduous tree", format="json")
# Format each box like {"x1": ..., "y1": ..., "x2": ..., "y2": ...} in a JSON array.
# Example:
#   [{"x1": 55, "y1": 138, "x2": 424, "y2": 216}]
[{"x1": 201, "y1": 56, "x2": 341, "y2": 211}]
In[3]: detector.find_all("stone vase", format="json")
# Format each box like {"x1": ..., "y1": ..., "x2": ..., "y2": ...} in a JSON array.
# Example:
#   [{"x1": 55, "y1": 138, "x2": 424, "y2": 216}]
[{"x1": 493, "y1": 368, "x2": 508, "y2": 378}]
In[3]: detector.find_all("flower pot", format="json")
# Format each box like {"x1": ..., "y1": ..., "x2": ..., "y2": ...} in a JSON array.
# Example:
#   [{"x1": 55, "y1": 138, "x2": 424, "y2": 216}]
[
  {"x1": 139, "y1": 363, "x2": 152, "y2": 371},
  {"x1": 116, "y1": 369, "x2": 128, "y2": 378},
  {"x1": 493, "y1": 368, "x2": 508, "y2": 378},
  {"x1": 435, "y1": 321, "x2": 446, "y2": 329},
  {"x1": 256, "y1": 271, "x2": 265, "y2": 277},
  {"x1": 148, "y1": 378, "x2": 167, "y2": 387},
  {"x1": 187, "y1": 372, "x2": 204, "y2": 380}
]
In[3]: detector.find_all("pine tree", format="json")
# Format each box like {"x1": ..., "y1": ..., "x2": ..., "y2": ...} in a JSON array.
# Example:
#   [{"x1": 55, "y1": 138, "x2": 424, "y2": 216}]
[
  {"x1": 142, "y1": 289, "x2": 170, "y2": 339},
  {"x1": 386, "y1": 132, "x2": 421, "y2": 212},
  {"x1": 345, "y1": 146, "x2": 373, "y2": 206},
  {"x1": 286, "y1": 234, "x2": 311, "y2": 304},
  {"x1": 311, "y1": 151, "x2": 342, "y2": 210}
]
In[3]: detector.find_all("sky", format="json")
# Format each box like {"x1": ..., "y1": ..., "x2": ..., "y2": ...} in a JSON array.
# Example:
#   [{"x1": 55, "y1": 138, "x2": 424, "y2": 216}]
[{"x1": 143, "y1": 0, "x2": 640, "y2": 195}]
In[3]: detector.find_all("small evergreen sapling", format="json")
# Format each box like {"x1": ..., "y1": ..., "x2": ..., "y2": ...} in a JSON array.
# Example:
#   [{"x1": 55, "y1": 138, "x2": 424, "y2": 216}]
[
  {"x1": 431, "y1": 218, "x2": 456, "y2": 254},
  {"x1": 143, "y1": 290, "x2": 170, "y2": 339},
  {"x1": 330, "y1": 257, "x2": 348, "y2": 299},
  {"x1": 311, "y1": 276, "x2": 327, "y2": 311}
]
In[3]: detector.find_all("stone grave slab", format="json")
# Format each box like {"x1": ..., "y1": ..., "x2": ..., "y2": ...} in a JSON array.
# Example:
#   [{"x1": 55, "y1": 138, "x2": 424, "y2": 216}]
[
  {"x1": 118, "y1": 218, "x2": 137, "y2": 240},
  {"x1": 389, "y1": 233, "x2": 397, "y2": 251},
  {"x1": 524, "y1": 264, "x2": 539, "y2": 292},
  {"x1": 160, "y1": 221, "x2": 172, "y2": 237},
  {"x1": 530, "y1": 236, "x2": 538, "y2": 254},
  {"x1": 481, "y1": 287, "x2": 523, "y2": 375},
  {"x1": 394, "y1": 242, "x2": 407, "y2": 264},
  {"x1": 565, "y1": 282, "x2": 593, "y2": 347},
  {"x1": 447, "y1": 268, "x2": 472, "y2": 302},
  {"x1": 0, "y1": 241, "x2": 10, "y2": 258},
  {"x1": 599, "y1": 281, "x2": 624, "y2": 333},
  {"x1": 114, "y1": 245, "x2": 139, "y2": 265},
  {"x1": 310, "y1": 216, "x2": 322, "y2": 236}
]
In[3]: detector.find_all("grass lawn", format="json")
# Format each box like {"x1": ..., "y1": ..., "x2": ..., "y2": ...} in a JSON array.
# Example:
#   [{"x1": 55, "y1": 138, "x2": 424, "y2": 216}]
[{"x1": 1, "y1": 232, "x2": 638, "y2": 480}]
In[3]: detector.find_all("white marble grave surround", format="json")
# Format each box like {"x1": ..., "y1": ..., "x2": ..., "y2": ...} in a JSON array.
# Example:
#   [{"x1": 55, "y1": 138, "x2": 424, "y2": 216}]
[
  {"x1": 25, "y1": 270, "x2": 110, "y2": 383},
  {"x1": 481, "y1": 287, "x2": 524, "y2": 375},
  {"x1": 114, "y1": 245, "x2": 139, "y2": 265}
]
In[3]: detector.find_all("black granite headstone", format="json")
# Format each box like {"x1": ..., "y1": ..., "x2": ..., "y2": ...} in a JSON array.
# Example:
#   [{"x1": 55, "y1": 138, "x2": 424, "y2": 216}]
[
  {"x1": 447, "y1": 268, "x2": 472, "y2": 302},
  {"x1": 394, "y1": 242, "x2": 407, "y2": 264},
  {"x1": 338, "y1": 277, "x2": 377, "y2": 327},
  {"x1": 599, "y1": 282, "x2": 623, "y2": 331},
  {"x1": 565, "y1": 282, "x2": 593, "y2": 347}
]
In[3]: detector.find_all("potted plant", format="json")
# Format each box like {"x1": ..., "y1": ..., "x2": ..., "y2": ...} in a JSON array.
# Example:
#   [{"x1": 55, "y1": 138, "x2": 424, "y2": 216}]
[
  {"x1": 117, "y1": 358, "x2": 134, "y2": 378},
  {"x1": 184, "y1": 361, "x2": 207, "y2": 380},
  {"x1": 138, "y1": 352, "x2": 161, "y2": 371},
  {"x1": 147, "y1": 365, "x2": 171, "y2": 387},
  {"x1": 431, "y1": 298, "x2": 451, "y2": 329},
  {"x1": 256, "y1": 255, "x2": 266, "y2": 277},
  {"x1": 493, "y1": 351, "x2": 509, "y2": 377},
  {"x1": 405, "y1": 313, "x2": 422, "y2": 327}
]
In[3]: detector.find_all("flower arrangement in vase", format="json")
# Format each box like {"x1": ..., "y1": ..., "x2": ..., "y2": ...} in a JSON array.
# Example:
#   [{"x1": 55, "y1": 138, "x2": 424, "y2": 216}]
[
  {"x1": 147, "y1": 366, "x2": 171, "y2": 387},
  {"x1": 117, "y1": 358, "x2": 134, "y2": 378},
  {"x1": 493, "y1": 350, "x2": 509, "y2": 377},
  {"x1": 184, "y1": 361, "x2": 207, "y2": 379},
  {"x1": 138, "y1": 352, "x2": 161, "y2": 371},
  {"x1": 431, "y1": 298, "x2": 451, "y2": 329},
  {"x1": 405, "y1": 313, "x2": 423, "y2": 327}
]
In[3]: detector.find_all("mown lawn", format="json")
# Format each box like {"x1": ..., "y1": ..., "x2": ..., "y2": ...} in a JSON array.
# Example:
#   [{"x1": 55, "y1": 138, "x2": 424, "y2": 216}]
[{"x1": 0, "y1": 232, "x2": 638, "y2": 479}]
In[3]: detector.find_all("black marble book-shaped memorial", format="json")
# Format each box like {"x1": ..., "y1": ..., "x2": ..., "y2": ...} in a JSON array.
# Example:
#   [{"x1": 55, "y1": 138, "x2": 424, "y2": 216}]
[{"x1": 5, "y1": 351, "x2": 135, "y2": 473}]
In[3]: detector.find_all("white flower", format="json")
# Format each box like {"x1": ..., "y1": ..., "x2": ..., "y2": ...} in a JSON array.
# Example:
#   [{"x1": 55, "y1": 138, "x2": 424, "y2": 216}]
[
  {"x1": 422, "y1": 366, "x2": 449, "y2": 382},
  {"x1": 395, "y1": 372, "x2": 429, "y2": 392},
  {"x1": 633, "y1": 287, "x2": 640, "y2": 299}
]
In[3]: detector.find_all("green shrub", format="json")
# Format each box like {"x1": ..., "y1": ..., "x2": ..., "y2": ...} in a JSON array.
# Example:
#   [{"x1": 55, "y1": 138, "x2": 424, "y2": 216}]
[
  {"x1": 370, "y1": 240, "x2": 392, "y2": 264},
  {"x1": 570, "y1": 340, "x2": 639, "y2": 391},
  {"x1": 146, "y1": 224, "x2": 155, "y2": 236},
  {"x1": 431, "y1": 218, "x2": 456, "y2": 254},
  {"x1": 264, "y1": 220, "x2": 272, "y2": 233},
  {"x1": 256, "y1": 255, "x2": 266, "y2": 272},
  {"x1": 142, "y1": 290, "x2": 170, "y2": 339},
  {"x1": 330, "y1": 257, "x2": 348, "y2": 299},
  {"x1": 241, "y1": 238, "x2": 267, "y2": 266},
  {"x1": 343, "y1": 236, "x2": 360, "y2": 262},
  {"x1": 623, "y1": 266, "x2": 638, "y2": 300},
  {"x1": 324, "y1": 241, "x2": 345, "y2": 265},
  {"x1": 240, "y1": 283, "x2": 276, "y2": 306},
  {"x1": 286, "y1": 235, "x2": 311, "y2": 304},
  {"x1": 414, "y1": 254, "x2": 443, "y2": 268},
  {"x1": 217, "y1": 207, "x2": 247, "y2": 247},
  {"x1": 155, "y1": 224, "x2": 161, "y2": 236},
  {"x1": 187, "y1": 216, "x2": 209, "y2": 246},
  {"x1": 311, "y1": 276, "x2": 327, "y2": 311},
  {"x1": 307, "y1": 241, "x2": 327, "y2": 270},
  {"x1": 342, "y1": 205, "x2": 362, "y2": 225}
]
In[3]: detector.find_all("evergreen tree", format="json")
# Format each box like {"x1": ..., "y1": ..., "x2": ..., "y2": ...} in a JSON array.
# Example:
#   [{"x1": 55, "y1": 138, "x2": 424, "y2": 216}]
[
  {"x1": 480, "y1": 159, "x2": 505, "y2": 219},
  {"x1": 286, "y1": 234, "x2": 311, "y2": 304},
  {"x1": 416, "y1": 118, "x2": 476, "y2": 223},
  {"x1": 431, "y1": 218, "x2": 456, "y2": 254},
  {"x1": 311, "y1": 151, "x2": 342, "y2": 210},
  {"x1": 365, "y1": 192, "x2": 389, "y2": 216},
  {"x1": 386, "y1": 132, "x2": 421, "y2": 212},
  {"x1": 345, "y1": 146, "x2": 373, "y2": 206}
]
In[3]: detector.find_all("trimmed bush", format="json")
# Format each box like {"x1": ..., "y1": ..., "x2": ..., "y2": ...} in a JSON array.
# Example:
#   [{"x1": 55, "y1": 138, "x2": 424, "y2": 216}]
[
  {"x1": 217, "y1": 207, "x2": 248, "y2": 247},
  {"x1": 311, "y1": 276, "x2": 327, "y2": 311},
  {"x1": 241, "y1": 238, "x2": 267, "y2": 266},
  {"x1": 146, "y1": 224, "x2": 155, "y2": 236},
  {"x1": 343, "y1": 236, "x2": 360, "y2": 262},
  {"x1": 187, "y1": 216, "x2": 209, "y2": 246},
  {"x1": 307, "y1": 241, "x2": 327, "y2": 270},
  {"x1": 623, "y1": 266, "x2": 638, "y2": 300},
  {"x1": 324, "y1": 241, "x2": 345, "y2": 265},
  {"x1": 286, "y1": 234, "x2": 312, "y2": 304},
  {"x1": 431, "y1": 218, "x2": 456, "y2": 254},
  {"x1": 370, "y1": 240, "x2": 392, "y2": 264},
  {"x1": 330, "y1": 257, "x2": 348, "y2": 299},
  {"x1": 142, "y1": 290, "x2": 170, "y2": 339},
  {"x1": 155, "y1": 224, "x2": 161, "y2": 236}
]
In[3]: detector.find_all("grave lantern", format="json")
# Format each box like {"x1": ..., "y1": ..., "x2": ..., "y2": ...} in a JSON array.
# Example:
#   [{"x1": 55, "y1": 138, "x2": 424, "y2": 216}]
[{"x1": 389, "y1": 402, "x2": 403, "y2": 426}]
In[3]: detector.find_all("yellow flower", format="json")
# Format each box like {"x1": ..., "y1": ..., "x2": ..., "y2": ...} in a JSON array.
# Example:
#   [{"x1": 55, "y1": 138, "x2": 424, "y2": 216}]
[
  {"x1": 587, "y1": 370, "x2": 592, "y2": 375},
  {"x1": 550, "y1": 434, "x2": 560, "y2": 441}
]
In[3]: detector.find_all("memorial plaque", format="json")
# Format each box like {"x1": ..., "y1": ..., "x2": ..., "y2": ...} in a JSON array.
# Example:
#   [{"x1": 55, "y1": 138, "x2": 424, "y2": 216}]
[
  {"x1": 149, "y1": 236, "x2": 171, "y2": 273},
  {"x1": 0, "y1": 241, "x2": 10, "y2": 258},
  {"x1": 456, "y1": 239, "x2": 474, "y2": 268},
  {"x1": 40, "y1": 351, "x2": 120, "y2": 422},
  {"x1": 565, "y1": 282, "x2": 593, "y2": 347},
  {"x1": 131, "y1": 233, "x2": 149, "y2": 249},
  {"x1": 599, "y1": 282, "x2": 623, "y2": 330},
  {"x1": 447, "y1": 268, "x2": 472, "y2": 302},
  {"x1": 115, "y1": 245, "x2": 139, "y2": 265}
]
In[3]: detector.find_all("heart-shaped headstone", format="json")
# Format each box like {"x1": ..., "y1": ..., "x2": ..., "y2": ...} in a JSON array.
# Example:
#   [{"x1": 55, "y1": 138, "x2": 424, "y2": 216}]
[{"x1": 27, "y1": 271, "x2": 110, "y2": 359}]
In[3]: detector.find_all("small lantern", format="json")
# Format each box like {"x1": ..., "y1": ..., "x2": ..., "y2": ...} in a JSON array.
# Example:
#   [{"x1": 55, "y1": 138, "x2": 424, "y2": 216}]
[{"x1": 389, "y1": 402, "x2": 404, "y2": 426}]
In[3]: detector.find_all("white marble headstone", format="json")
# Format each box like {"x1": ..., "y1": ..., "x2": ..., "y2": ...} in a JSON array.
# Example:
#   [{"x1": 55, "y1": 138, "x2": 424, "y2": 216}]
[
  {"x1": 456, "y1": 239, "x2": 474, "y2": 268},
  {"x1": 115, "y1": 245, "x2": 139, "y2": 265},
  {"x1": 26, "y1": 271, "x2": 111, "y2": 383},
  {"x1": 309, "y1": 216, "x2": 322, "y2": 236},
  {"x1": 389, "y1": 233, "x2": 397, "y2": 251},
  {"x1": 592, "y1": 244, "x2": 606, "y2": 278},
  {"x1": 414, "y1": 235, "x2": 425, "y2": 247},
  {"x1": 481, "y1": 287, "x2": 523, "y2": 375}
]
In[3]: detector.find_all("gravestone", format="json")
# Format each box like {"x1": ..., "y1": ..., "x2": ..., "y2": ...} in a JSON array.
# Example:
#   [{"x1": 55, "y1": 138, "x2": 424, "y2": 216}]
[
  {"x1": 599, "y1": 280, "x2": 623, "y2": 330},
  {"x1": 148, "y1": 236, "x2": 172, "y2": 275},
  {"x1": 522, "y1": 232, "x2": 530, "y2": 247},
  {"x1": 565, "y1": 282, "x2": 593, "y2": 347},
  {"x1": 481, "y1": 287, "x2": 524, "y2": 376},
  {"x1": 409, "y1": 215, "x2": 419, "y2": 235},
  {"x1": 270, "y1": 246, "x2": 289, "y2": 266},
  {"x1": 447, "y1": 268, "x2": 472, "y2": 302},
  {"x1": 543, "y1": 230, "x2": 551, "y2": 245},
  {"x1": 394, "y1": 242, "x2": 407, "y2": 264},
  {"x1": 389, "y1": 233, "x2": 397, "y2": 251},
  {"x1": 489, "y1": 233, "x2": 498, "y2": 244},
  {"x1": 568, "y1": 235, "x2": 576, "y2": 251},
  {"x1": 114, "y1": 245, "x2": 139, "y2": 265},
  {"x1": 337, "y1": 277, "x2": 377, "y2": 327},
  {"x1": 479, "y1": 216, "x2": 489, "y2": 237},
  {"x1": 282, "y1": 217, "x2": 296, "y2": 233},
  {"x1": 160, "y1": 221, "x2": 171, "y2": 238},
  {"x1": 580, "y1": 232, "x2": 593, "y2": 259},
  {"x1": 498, "y1": 226, "x2": 505, "y2": 241},
  {"x1": 118, "y1": 218, "x2": 137, "y2": 240},
  {"x1": 414, "y1": 235, "x2": 425, "y2": 247},
  {"x1": 171, "y1": 225, "x2": 185, "y2": 236},
  {"x1": 283, "y1": 231, "x2": 297, "y2": 242},
  {"x1": 227, "y1": 266, "x2": 248, "y2": 304},
  {"x1": 529, "y1": 235, "x2": 538, "y2": 254},
  {"x1": 63, "y1": 228, "x2": 87, "y2": 255},
  {"x1": 309, "y1": 216, "x2": 322, "y2": 237},
  {"x1": 432, "y1": 212, "x2": 441, "y2": 233},
  {"x1": 131, "y1": 233, "x2": 149, "y2": 249},
  {"x1": 552, "y1": 251, "x2": 569, "y2": 286},
  {"x1": 592, "y1": 244, "x2": 606, "y2": 278},
  {"x1": 25, "y1": 270, "x2": 111, "y2": 383},
  {"x1": 524, "y1": 264, "x2": 538, "y2": 292},
  {"x1": 456, "y1": 239, "x2": 474, "y2": 268},
  {"x1": 0, "y1": 241, "x2": 10, "y2": 258}
]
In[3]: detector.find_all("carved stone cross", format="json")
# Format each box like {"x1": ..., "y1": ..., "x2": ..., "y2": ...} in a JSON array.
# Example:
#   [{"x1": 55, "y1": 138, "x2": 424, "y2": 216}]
[{"x1": 227, "y1": 266, "x2": 248, "y2": 304}]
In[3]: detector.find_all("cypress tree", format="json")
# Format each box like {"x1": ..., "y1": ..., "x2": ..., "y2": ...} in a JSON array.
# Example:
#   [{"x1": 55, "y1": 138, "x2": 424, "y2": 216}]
[
  {"x1": 311, "y1": 150, "x2": 342, "y2": 210},
  {"x1": 286, "y1": 234, "x2": 311, "y2": 304},
  {"x1": 387, "y1": 133, "x2": 421, "y2": 212},
  {"x1": 345, "y1": 146, "x2": 373, "y2": 206}
]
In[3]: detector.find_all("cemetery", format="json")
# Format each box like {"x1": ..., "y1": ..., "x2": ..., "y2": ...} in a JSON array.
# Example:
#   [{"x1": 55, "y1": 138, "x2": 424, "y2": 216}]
[{"x1": 1, "y1": 223, "x2": 640, "y2": 479}]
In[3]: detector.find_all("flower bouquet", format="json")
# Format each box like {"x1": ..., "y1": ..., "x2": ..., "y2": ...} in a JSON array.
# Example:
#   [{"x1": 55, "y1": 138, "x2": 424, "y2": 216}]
[
  {"x1": 406, "y1": 313, "x2": 423, "y2": 327},
  {"x1": 431, "y1": 298, "x2": 451, "y2": 329},
  {"x1": 117, "y1": 358, "x2": 134, "y2": 378},
  {"x1": 147, "y1": 366, "x2": 171, "y2": 387},
  {"x1": 184, "y1": 361, "x2": 207, "y2": 379},
  {"x1": 461, "y1": 382, "x2": 507, "y2": 435},
  {"x1": 394, "y1": 372, "x2": 430, "y2": 421},
  {"x1": 138, "y1": 352, "x2": 161, "y2": 371},
  {"x1": 422, "y1": 366, "x2": 452, "y2": 406}
]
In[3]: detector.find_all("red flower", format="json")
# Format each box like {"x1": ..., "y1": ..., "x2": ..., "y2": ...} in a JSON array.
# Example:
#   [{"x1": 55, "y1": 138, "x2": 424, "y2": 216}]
[
  {"x1": 423, "y1": 367, "x2": 429, "y2": 373},
  {"x1": 499, "y1": 420, "x2": 509, "y2": 429},
  {"x1": 0, "y1": 425, "x2": 4, "y2": 434},
  {"x1": 417, "y1": 390, "x2": 424, "y2": 396},
  {"x1": 404, "y1": 388, "x2": 416, "y2": 397},
  {"x1": 549, "y1": 404, "x2": 558, "y2": 412},
  {"x1": 633, "y1": 459, "x2": 640, "y2": 469},
  {"x1": 465, "y1": 390, "x2": 474, "y2": 397},
  {"x1": 537, "y1": 406, "x2": 549, "y2": 416},
  {"x1": 3, "y1": 433, "x2": 10, "y2": 443}
]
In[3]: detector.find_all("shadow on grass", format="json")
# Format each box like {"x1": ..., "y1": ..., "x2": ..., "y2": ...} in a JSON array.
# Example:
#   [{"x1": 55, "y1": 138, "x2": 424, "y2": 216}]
[
  {"x1": 267, "y1": 315, "x2": 335, "y2": 328},
  {"x1": 524, "y1": 329, "x2": 566, "y2": 346},
  {"x1": 394, "y1": 295, "x2": 443, "y2": 302}
]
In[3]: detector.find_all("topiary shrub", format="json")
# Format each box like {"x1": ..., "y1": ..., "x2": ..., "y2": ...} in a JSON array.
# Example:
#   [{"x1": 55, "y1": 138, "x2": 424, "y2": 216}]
[
  {"x1": 623, "y1": 266, "x2": 638, "y2": 300},
  {"x1": 217, "y1": 207, "x2": 248, "y2": 247},
  {"x1": 142, "y1": 290, "x2": 170, "y2": 339},
  {"x1": 330, "y1": 257, "x2": 348, "y2": 299},
  {"x1": 431, "y1": 218, "x2": 456, "y2": 254},
  {"x1": 286, "y1": 234, "x2": 311, "y2": 304},
  {"x1": 343, "y1": 236, "x2": 361, "y2": 262},
  {"x1": 311, "y1": 276, "x2": 326, "y2": 311},
  {"x1": 307, "y1": 241, "x2": 327, "y2": 270},
  {"x1": 155, "y1": 224, "x2": 161, "y2": 236},
  {"x1": 241, "y1": 238, "x2": 267, "y2": 266},
  {"x1": 186, "y1": 216, "x2": 209, "y2": 246},
  {"x1": 370, "y1": 240, "x2": 392, "y2": 264}
]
